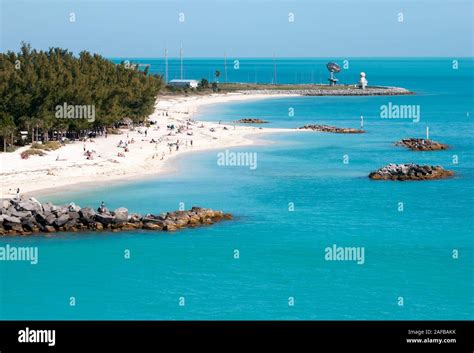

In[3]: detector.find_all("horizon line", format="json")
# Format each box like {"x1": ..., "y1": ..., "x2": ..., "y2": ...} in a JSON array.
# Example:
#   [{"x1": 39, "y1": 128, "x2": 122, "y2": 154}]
[{"x1": 108, "y1": 56, "x2": 474, "y2": 59}]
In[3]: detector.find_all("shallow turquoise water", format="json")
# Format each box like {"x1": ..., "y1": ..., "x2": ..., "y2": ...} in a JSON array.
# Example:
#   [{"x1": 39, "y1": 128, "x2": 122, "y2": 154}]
[{"x1": 0, "y1": 59, "x2": 472, "y2": 319}]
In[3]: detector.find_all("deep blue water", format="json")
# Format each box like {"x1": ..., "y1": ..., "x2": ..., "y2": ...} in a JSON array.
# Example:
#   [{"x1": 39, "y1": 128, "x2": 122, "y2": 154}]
[{"x1": 0, "y1": 59, "x2": 472, "y2": 320}]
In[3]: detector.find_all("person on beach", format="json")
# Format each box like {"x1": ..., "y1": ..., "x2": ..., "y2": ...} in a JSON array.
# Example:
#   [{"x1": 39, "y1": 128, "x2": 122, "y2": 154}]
[
  {"x1": 16, "y1": 188, "x2": 20, "y2": 199},
  {"x1": 83, "y1": 144, "x2": 86, "y2": 152},
  {"x1": 191, "y1": 140, "x2": 193, "y2": 147},
  {"x1": 145, "y1": 129, "x2": 148, "y2": 137},
  {"x1": 98, "y1": 201, "x2": 107, "y2": 213}
]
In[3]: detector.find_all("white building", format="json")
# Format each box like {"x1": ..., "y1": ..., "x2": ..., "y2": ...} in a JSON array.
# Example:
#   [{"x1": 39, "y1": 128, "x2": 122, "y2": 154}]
[{"x1": 168, "y1": 79, "x2": 199, "y2": 89}]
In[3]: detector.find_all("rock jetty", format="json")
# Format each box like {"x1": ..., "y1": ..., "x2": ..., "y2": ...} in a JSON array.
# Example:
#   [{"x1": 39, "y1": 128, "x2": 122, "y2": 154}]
[
  {"x1": 235, "y1": 118, "x2": 268, "y2": 124},
  {"x1": 239, "y1": 86, "x2": 412, "y2": 96},
  {"x1": 0, "y1": 197, "x2": 232, "y2": 236},
  {"x1": 396, "y1": 138, "x2": 448, "y2": 151},
  {"x1": 369, "y1": 164, "x2": 454, "y2": 181},
  {"x1": 299, "y1": 124, "x2": 365, "y2": 134}
]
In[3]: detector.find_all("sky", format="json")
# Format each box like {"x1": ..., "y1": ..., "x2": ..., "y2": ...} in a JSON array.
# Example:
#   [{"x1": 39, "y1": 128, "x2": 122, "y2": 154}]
[{"x1": 1, "y1": 0, "x2": 473, "y2": 57}]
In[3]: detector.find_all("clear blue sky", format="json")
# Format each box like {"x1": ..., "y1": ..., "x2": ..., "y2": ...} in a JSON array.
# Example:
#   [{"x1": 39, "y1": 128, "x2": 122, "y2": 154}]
[{"x1": 1, "y1": 0, "x2": 472, "y2": 57}]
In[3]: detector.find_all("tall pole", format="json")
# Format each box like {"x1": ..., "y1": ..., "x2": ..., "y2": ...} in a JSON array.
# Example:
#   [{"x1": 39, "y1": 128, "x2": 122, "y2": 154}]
[
  {"x1": 180, "y1": 44, "x2": 183, "y2": 80},
  {"x1": 426, "y1": 126, "x2": 429, "y2": 140},
  {"x1": 224, "y1": 52, "x2": 228, "y2": 83},
  {"x1": 273, "y1": 52, "x2": 277, "y2": 85},
  {"x1": 165, "y1": 47, "x2": 168, "y2": 84}
]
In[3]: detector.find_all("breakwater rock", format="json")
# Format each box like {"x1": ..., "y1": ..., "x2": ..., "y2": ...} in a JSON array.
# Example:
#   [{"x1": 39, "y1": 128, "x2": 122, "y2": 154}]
[
  {"x1": 299, "y1": 124, "x2": 365, "y2": 134},
  {"x1": 369, "y1": 164, "x2": 454, "y2": 181},
  {"x1": 0, "y1": 198, "x2": 232, "y2": 236},
  {"x1": 396, "y1": 138, "x2": 448, "y2": 151},
  {"x1": 235, "y1": 118, "x2": 268, "y2": 124},
  {"x1": 239, "y1": 86, "x2": 412, "y2": 96}
]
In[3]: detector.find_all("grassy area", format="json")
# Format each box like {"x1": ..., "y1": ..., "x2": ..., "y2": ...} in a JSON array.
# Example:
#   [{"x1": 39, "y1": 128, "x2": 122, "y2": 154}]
[
  {"x1": 31, "y1": 141, "x2": 62, "y2": 151},
  {"x1": 21, "y1": 149, "x2": 45, "y2": 158},
  {"x1": 160, "y1": 82, "x2": 357, "y2": 96},
  {"x1": 218, "y1": 83, "x2": 356, "y2": 91}
]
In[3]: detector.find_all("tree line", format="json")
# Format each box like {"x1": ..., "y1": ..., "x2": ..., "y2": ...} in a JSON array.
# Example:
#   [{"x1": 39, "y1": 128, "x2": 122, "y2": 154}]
[{"x1": 0, "y1": 43, "x2": 163, "y2": 152}]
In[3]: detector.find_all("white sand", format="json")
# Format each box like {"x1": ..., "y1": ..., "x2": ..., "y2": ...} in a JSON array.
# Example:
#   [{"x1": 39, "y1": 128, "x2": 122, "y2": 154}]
[{"x1": 0, "y1": 92, "x2": 299, "y2": 197}]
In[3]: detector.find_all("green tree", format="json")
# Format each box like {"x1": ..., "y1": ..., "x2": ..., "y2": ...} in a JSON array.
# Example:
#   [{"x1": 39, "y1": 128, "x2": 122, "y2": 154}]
[
  {"x1": 0, "y1": 113, "x2": 16, "y2": 152},
  {"x1": 0, "y1": 43, "x2": 164, "y2": 150},
  {"x1": 199, "y1": 78, "x2": 209, "y2": 89}
]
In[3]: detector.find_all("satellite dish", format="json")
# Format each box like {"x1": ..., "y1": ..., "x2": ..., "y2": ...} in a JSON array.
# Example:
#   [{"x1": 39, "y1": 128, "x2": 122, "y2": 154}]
[
  {"x1": 326, "y1": 62, "x2": 341, "y2": 73},
  {"x1": 326, "y1": 62, "x2": 341, "y2": 85}
]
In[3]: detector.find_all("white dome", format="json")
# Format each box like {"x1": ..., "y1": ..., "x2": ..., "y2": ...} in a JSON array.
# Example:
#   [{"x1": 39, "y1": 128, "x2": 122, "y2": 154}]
[{"x1": 360, "y1": 72, "x2": 366, "y2": 77}]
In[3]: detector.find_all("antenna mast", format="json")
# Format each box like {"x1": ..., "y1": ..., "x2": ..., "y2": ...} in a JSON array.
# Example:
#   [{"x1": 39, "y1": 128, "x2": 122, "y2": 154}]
[
  {"x1": 180, "y1": 44, "x2": 183, "y2": 80},
  {"x1": 273, "y1": 53, "x2": 277, "y2": 84},
  {"x1": 224, "y1": 52, "x2": 228, "y2": 83},
  {"x1": 165, "y1": 47, "x2": 168, "y2": 84}
]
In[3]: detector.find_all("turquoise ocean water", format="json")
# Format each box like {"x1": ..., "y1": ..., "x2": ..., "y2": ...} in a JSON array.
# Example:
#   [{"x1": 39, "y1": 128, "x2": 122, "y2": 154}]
[{"x1": 1, "y1": 59, "x2": 473, "y2": 320}]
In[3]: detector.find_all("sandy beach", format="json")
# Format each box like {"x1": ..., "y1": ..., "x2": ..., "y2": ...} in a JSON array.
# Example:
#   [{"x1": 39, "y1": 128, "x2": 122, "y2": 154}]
[{"x1": 0, "y1": 92, "x2": 298, "y2": 198}]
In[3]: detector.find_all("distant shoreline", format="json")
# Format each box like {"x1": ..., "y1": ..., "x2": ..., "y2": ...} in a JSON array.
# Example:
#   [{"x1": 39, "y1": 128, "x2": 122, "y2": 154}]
[{"x1": 161, "y1": 83, "x2": 413, "y2": 96}]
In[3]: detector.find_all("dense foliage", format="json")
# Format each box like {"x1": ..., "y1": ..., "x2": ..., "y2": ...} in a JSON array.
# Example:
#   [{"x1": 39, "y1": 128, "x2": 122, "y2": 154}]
[{"x1": 0, "y1": 43, "x2": 163, "y2": 151}]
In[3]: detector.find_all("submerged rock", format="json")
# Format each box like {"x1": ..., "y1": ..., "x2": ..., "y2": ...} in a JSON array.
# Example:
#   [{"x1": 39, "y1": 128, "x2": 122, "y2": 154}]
[
  {"x1": 0, "y1": 197, "x2": 232, "y2": 236},
  {"x1": 396, "y1": 138, "x2": 449, "y2": 151},
  {"x1": 299, "y1": 124, "x2": 365, "y2": 134},
  {"x1": 369, "y1": 164, "x2": 454, "y2": 181}
]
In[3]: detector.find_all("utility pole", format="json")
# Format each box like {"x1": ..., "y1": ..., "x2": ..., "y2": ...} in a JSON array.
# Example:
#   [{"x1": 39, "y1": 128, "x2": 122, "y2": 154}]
[
  {"x1": 273, "y1": 52, "x2": 277, "y2": 85},
  {"x1": 165, "y1": 47, "x2": 168, "y2": 84},
  {"x1": 180, "y1": 44, "x2": 183, "y2": 80},
  {"x1": 224, "y1": 52, "x2": 228, "y2": 82}
]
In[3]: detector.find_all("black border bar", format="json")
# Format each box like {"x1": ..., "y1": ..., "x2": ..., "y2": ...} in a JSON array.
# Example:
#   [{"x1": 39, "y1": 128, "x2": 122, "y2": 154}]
[{"x1": 0, "y1": 321, "x2": 472, "y2": 351}]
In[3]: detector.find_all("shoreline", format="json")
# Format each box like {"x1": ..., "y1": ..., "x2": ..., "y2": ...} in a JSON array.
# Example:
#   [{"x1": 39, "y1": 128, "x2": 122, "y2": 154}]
[
  {"x1": 27, "y1": 130, "x2": 286, "y2": 199},
  {"x1": 0, "y1": 92, "x2": 299, "y2": 199}
]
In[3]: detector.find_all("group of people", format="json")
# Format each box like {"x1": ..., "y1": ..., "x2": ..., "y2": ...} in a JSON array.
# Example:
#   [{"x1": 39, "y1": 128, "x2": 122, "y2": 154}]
[{"x1": 117, "y1": 138, "x2": 134, "y2": 155}]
